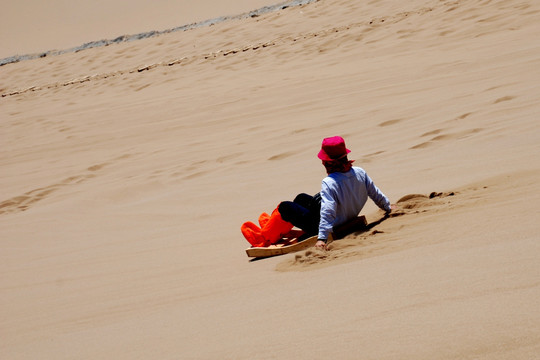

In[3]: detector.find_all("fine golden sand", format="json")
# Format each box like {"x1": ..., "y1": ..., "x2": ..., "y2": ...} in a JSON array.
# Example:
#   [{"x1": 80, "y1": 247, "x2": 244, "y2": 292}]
[{"x1": 1, "y1": 0, "x2": 539, "y2": 358}]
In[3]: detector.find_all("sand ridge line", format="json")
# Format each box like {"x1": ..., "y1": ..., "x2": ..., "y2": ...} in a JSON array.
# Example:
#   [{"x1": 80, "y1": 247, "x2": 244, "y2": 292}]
[
  {"x1": 3, "y1": 0, "x2": 533, "y2": 99},
  {"x1": 0, "y1": 2, "x2": 446, "y2": 99},
  {"x1": 0, "y1": 0, "x2": 320, "y2": 67}
]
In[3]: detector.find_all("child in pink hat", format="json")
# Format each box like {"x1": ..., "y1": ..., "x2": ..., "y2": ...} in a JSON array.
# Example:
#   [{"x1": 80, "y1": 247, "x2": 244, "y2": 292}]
[{"x1": 279, "y1": 136, "x2": 393, "y2": 250}]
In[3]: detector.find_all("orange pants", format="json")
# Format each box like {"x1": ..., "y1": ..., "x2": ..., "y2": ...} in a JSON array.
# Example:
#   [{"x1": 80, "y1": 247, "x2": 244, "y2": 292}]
[{"x1": 241, "y1": 208, "x2": 294, "y2": 247}]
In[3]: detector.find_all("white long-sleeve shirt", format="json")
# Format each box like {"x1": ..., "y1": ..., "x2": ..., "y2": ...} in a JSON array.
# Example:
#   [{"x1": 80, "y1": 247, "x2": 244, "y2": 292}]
[{"x1": 318, "y1": 167, "x2": 391, "y2": 240}]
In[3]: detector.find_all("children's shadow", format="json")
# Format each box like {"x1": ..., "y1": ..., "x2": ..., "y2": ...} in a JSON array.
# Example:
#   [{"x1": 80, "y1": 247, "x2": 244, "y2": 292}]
[{"x1": 333, "y1": 213, "x2": 390, "y2": 239}]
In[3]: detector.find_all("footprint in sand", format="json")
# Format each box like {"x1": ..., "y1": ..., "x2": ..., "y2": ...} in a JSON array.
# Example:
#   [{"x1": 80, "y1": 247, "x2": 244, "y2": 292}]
[
  {"x1": 361, "y1": 150, "x2": 386, "y2": 163},
  {"x1": 268, "y1": 151, "x2": 295, "y2": 161},
  {"x1": 88, "y1": 163, "x2": 108, "y2": 172},
  {"x1": 493, "y1": 95, "x2": 515, "y2": 104},
  {"x1": 457, "y1": 112, "x2": 473, "y2": 120},
  {"x1": 0, "y1": 161, "x2": 116, "y2": 215},
  {"x1": 420, "y1": 129, "x2": 444, "y2": 137},
  {"x1": 0, "y1": 185, "x2": 62, "y2": 215},
  {"x1": 378, "y1": 119, "x2": 403, "y2": 127},
  {"x1": 410, "y1": 128, "x2": 483, "y2": 150},
  {"x1": 182, "y1": 171, "x2": 208, "y2": 180}
]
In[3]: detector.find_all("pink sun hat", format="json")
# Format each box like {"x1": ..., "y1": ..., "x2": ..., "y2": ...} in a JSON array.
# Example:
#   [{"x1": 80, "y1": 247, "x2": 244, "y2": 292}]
[{"x1": 317, "y1": 136, "x2": 351, "y2": 161}]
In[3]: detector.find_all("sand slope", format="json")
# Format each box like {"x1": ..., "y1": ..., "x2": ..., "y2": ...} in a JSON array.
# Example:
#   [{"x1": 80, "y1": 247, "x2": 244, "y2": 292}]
[{"x1": 1, "y1": 0, "x2": 540, "y2": 358}]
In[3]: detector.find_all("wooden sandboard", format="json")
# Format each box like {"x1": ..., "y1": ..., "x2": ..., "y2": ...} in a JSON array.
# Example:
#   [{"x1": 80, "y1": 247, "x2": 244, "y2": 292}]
[
  {"x1": 245, "y1": 235, "x2": 319, "y2": 258},
  {"x1": 245, "y1": 215, "x2": 367, "y2": 258}
]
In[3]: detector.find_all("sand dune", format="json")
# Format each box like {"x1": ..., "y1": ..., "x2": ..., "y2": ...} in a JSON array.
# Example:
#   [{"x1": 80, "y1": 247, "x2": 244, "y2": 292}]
[
  {"x1": 1, "y1": 0, "x2": 540, "y2": 358},
  {"x1": 0, "y1": 0, "x2": 296, "y2": 59}
]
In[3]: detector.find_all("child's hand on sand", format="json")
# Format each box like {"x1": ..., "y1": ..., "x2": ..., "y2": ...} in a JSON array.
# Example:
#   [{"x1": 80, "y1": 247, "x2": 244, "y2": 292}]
[
  {"x1": 315, "y1": 240, "x2": 327, "y2": 250},
  {"x1": 386, "y1": 204, "x2": 398, "y2": 215}
]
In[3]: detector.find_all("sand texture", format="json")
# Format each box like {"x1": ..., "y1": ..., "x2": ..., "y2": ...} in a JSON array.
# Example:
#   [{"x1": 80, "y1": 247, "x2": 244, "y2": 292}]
[{"x1": 1, "y1": 0, "x2": 540, "y2": 358}]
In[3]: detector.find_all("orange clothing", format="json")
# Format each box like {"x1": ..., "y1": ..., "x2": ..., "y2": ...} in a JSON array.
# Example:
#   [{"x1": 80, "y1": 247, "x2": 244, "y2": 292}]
[{"x1": 241, "y1": 208, "x2": 293, "y2": 247}]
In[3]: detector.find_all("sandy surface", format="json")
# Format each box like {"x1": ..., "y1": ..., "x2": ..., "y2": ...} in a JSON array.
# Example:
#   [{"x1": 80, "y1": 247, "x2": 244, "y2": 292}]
[{"x1": 1, "y1": 0, "x2": 540, "y2": 358}]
